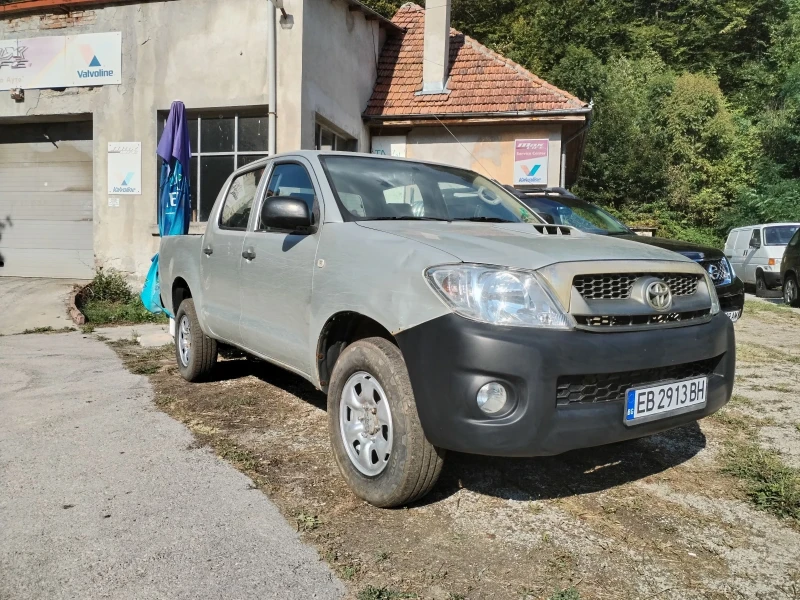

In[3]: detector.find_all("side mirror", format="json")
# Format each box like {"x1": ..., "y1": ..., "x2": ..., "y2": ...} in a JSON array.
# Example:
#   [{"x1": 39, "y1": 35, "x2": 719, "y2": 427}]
[
  {"x1": 750, "y1": 240, "x2": 761, "y2": 250},
  {"x1": 259, "y1": 196, "x2": 314, "y2": 233}
]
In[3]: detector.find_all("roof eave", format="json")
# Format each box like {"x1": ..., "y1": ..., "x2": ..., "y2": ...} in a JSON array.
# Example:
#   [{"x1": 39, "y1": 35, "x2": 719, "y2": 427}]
[
  {"x1": 343, "y1": 0, "x2": 404, "y2": 33},
  {"x1": 364, "y1": 107, "x2": 594, "y2": 122}
]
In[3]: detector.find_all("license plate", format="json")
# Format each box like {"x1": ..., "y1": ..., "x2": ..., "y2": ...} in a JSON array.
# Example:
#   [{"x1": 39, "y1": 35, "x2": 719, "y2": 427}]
[
  {"x1": 624, "y1": 376, "x2": 707, "y2": 426},
  {"x1": 725, "y1": 309, "x2": 742, "y2": 322}
]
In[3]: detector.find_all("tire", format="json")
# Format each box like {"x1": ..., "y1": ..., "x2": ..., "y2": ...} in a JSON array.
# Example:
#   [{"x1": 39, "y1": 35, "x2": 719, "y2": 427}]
[
  {"x1": 174, "y1": 298, "x2": 218, "y2": 382},
  {"x1": 327, "y1": 337, "x2": 445, "y2": 508},
  {"x1": 755, "y1": 272, "x2": 768, "y2": 298},
  {"x1": 784, "y1": 274, "x2": 800, "y2": 307}
]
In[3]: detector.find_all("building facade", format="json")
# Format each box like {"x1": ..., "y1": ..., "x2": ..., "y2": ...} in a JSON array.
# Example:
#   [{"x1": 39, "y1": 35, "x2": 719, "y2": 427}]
[{"x1": 0, "y1": 0, "x2": 589, "y2": 280}]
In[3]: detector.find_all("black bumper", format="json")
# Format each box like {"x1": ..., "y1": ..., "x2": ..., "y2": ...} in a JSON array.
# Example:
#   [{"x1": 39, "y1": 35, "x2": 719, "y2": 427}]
[
  {"x1": 717, "y1": 277, "x2": 744, "y2": 313},
  {"x1": 395, "y1": 313, "x2": 735, "y2": 457}
]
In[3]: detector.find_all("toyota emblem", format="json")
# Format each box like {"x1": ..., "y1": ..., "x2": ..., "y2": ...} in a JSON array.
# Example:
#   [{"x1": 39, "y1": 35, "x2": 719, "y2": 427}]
[{"x1": 645, "y1": 280, "x2": 673, "y2": 311}]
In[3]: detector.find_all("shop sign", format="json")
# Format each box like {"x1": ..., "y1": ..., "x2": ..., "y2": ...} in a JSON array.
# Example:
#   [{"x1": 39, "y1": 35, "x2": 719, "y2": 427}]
[
  {"x1": 371, "y1": 135, "x2": 407, "y2": 157},
  {"x1": 0, "y1": 32, "x2": 122, "y2": 91},
  {"x1": 108, "y1": 142, "x2": 142, "y2": 195},
  {"x1": 513, "y1": 139, "x2": 549, "y2": 185}
]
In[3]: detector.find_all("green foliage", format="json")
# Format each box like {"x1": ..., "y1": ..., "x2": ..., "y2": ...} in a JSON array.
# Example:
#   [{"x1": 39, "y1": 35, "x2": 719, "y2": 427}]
[
  {"x1": 548, "y1": 588, "x2": 580, "y2": 600},
  {"x1": 79, "y1": 269, "x2": 166, "y2": 325},
  {"x1": 357, "y1": 587, "x2": 417, "y2": 600},
  {"x1": 360, "y1": 0, "x2": 800, "y2": 245}
]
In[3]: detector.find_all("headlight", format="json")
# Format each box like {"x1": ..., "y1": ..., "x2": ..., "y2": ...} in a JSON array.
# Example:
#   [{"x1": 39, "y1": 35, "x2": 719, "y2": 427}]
[
  {"x1": 704, "y1": 272, "x2": 720, "y2": 315},
  {"x1": 704, "y1": 257, "x2": 732, "y2": 286},
  {"x1": 425, "y1": 264, "x2": 572, "y2": 329}
]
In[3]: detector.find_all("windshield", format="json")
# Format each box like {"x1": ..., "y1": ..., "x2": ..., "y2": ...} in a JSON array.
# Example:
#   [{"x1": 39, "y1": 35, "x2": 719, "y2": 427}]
[
  {"x1": 764, "y1": 225, "x2": 800, "y2": 246},
  {"x1": 521, "y1": 195, "x2": 631, "y2": 235},
  {"x1": 320, "y1": 155, "x2": 541, "y2": 224}
]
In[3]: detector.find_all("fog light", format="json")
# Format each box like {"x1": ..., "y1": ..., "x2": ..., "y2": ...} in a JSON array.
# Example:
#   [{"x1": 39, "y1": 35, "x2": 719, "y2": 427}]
[{"x1": 477, "y1": 382, "x2": 508, "y2": 415}]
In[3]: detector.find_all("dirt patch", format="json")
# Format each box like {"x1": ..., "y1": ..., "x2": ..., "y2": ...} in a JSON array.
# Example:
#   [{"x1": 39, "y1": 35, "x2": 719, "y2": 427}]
[{"x1": 108, "y1": 310, "x2": 800, "y2": 600}]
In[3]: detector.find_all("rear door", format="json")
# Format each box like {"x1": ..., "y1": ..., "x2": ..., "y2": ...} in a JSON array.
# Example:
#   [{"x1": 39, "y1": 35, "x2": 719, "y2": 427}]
[
  {"x1": 728, "y1": 229, "x2": 748, "y2": 280},
  {"x1": 238, "y1": 159, "x2": 321, "y2": 376},
  {"x1": 199, "y1": 165, "x2": 266, "y2": 343}
]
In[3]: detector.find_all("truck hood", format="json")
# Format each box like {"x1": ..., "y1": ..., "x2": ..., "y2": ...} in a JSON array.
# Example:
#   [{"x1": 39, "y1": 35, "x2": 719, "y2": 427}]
[
  {"x1": 614, "y1": 234, "x2": 724, "y2": 260},
  {"x1": 357, "y1": 221, "x2": 694, "y2": 270}
]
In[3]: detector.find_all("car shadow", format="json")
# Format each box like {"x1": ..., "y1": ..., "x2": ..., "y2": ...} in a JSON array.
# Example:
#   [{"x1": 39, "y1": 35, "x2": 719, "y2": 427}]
[
  {"x1": 207, "y1": 355, "x2": 707, "y2": 503},
  {"x1": 421, "y1": 422, "x2": 706, "y2": 504}
]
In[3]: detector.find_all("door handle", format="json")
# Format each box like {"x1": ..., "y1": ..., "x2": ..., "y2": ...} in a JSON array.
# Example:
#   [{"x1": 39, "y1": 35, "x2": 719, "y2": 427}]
[
  {"x1": 203, "y1": 246, "x2": 213, "y2": 256},
  {"x1": 242, "y1": 249, "x2": 256, "y2": 260}
]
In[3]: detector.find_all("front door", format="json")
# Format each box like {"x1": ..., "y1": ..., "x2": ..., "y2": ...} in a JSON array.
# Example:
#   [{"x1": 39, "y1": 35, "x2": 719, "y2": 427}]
[
  {"x1": 239, "y1": 159, "x2": 321, "y2": 376},
  {"x1": 743, "y1": 228, "x2": 762, "y2": 284},
  {"x1": 200, "y1": 165, "x2": 266, "y2": 343}
]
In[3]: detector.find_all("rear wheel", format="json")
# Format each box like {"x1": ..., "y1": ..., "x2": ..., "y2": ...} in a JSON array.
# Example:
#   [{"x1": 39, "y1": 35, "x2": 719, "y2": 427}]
[
  {"x1": 175, "y1": 298, "x2": 218, "y2": 382},
  {"x1": 327, "y1": 337, "x2": 444, "y2": 508},
  {"x1": 755, "y1": 272, "x2": 768, "y2": 297},
  {"x1": 784, "y1": 274, "x2": 800, "y2": 307}
]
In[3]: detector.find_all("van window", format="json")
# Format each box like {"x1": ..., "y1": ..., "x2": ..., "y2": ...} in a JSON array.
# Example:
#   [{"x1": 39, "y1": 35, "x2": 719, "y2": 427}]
[
  {"x1": 733, "y1": 230, "x2": 751, "y2": 251},
  {"x1": 749, "y1": 229, "x2": 762, "y2": 248},
  {"x1": 764, "y1": 225, "x2": 800, "y2": 245}
]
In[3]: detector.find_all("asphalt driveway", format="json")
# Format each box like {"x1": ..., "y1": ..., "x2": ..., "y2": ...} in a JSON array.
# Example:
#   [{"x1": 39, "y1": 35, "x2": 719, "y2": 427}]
[
  {"x1": 0, "y1": 332, "x2": 343, "y2": 600},
  {"x1": 0, "y1": 277, "x2": 81, "y2": 334}
]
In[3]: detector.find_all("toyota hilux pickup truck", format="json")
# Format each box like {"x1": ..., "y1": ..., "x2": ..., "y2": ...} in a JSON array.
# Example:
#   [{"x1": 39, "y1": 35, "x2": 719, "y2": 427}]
[{"x1": 159, "y1": 151, "x2": 735, "y2": 508}]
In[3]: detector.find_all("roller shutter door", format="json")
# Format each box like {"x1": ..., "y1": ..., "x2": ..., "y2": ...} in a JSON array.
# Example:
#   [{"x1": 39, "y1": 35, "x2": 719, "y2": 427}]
[{"x1": 0, "y1": 121, "x2": 94, "y2": 279}]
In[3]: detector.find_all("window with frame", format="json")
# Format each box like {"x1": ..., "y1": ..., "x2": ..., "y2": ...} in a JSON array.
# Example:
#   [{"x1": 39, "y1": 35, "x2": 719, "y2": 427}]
[
  {"x1": 259, "y1": 163, "x2": 317, "y2": 230},
  {"x1": 158, "y1": 110, "x2": 269, "y2": 222},
  {"x1": 749, "y1": 229, "x2": 762, "y2": 247},
  {"x1": 219, "y1": 167, "x2": 265, "y2": 231},
  {"x1": 315, "y1": 123, "x2": 357, "y2": 152}
]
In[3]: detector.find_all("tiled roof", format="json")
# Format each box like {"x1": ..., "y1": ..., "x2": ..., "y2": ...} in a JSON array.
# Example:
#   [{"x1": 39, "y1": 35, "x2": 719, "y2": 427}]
[{"x1": 365, "y1": 3, "x2": 588, "y2": 119}]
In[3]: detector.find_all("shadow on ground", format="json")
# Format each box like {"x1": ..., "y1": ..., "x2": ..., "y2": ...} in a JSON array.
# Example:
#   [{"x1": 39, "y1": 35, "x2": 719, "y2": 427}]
[{"x1": 210, "y1": 353, "x2": 706, "y2": 504}]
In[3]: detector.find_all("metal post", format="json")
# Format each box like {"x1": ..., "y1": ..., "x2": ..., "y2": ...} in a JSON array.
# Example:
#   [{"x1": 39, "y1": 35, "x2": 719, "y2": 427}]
[{"x1": 267, "y1": 0, "x2": 277, "y2": 156}]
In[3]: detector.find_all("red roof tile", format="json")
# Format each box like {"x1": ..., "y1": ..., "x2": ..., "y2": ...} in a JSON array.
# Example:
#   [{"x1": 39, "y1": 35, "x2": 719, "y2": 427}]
[{"x1": 365, "y1": 3, "x2": 588, "y2": 119}]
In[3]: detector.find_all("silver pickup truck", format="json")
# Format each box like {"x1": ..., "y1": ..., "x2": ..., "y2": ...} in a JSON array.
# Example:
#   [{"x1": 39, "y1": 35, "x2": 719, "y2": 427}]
[{"x1": 159, "y1": 151, "x2": 735, "y2": 507}]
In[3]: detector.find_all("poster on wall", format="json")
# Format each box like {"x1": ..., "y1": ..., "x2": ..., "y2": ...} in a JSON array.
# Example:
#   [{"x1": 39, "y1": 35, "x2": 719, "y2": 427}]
[
  {"x1": 108, "y1": 142, "x2": 142, "y2": 195},
  {"x1": 371, "y1": 135, "x2": 407, "y2": 157},
  {"x1": 513, "y1": 139, "x2": 549, "y2": 186},
  {"x1": 0, "y1": 32, "x2": 122, "y2": 91}
]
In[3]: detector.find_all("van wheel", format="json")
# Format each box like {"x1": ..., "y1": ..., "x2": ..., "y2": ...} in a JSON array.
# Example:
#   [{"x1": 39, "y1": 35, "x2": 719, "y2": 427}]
[
  {"x1": 327, "y1": 337, "x2": 445, "y2": 508},
  {"x1": 175, "y1": 298, "x2": 218, "y2": 382},
  {"x1": 784, "y1": 274, "x2": 800, "y2": 307},
  {"x1": 756, "y1": 273, "x2": 768, "y2": 297}
]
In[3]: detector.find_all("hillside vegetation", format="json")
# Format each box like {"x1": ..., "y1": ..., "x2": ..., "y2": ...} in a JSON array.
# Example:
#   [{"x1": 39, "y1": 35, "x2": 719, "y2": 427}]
[{"x1": 367, "y1": 0, "x2": 800, "y2": 246}]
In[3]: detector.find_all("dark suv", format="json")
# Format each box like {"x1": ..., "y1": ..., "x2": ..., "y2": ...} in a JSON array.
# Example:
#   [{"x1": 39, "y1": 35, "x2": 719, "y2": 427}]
[
  {"x1": 781, "y1": 228, "x2": 800, "y2": 307},
  {"x1": 509, "y1": 188, "x2": 745, "y2": 321}
]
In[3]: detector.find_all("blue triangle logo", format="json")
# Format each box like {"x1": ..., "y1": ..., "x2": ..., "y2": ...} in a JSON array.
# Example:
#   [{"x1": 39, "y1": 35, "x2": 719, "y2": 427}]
[{"x1": 89, "y1": 55, "x2": 101, "y2": 67}]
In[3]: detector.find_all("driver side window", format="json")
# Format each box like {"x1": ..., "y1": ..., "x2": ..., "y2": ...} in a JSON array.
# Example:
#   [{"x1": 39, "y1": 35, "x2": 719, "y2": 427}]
[{"x1": 749, "y1": 229, "x2": 761, "y2": 248}]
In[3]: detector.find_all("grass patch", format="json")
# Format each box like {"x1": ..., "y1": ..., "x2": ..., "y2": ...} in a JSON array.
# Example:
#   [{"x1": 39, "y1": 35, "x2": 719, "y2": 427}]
[
  {"x1": 215, "y1": 439, "x2": 259, "y2": 471},
  {"x1": 745, "y1": 300, "x2": 800, "y2": 320},
  {"x1": 78, "y1": 268, "x2": 167, "y2": 326},
  {"x1": 20, "y1": 326, "x2": 74, "y2": 334},
  {"x1": 295, "y1": 511, "x2": 322, "y2": 532},
  {"x1": 357, "y1": 587, "x2": 417, "y2": 600},
  {"x1": 549, "y1": 589, "x2": 580, "y2": 600},
  {"x1": 737, "y1": 342, "x2": 800, "y2": 365},
  {"x1": 722, "y1": 442, "x2": 800, "y2": 522}
]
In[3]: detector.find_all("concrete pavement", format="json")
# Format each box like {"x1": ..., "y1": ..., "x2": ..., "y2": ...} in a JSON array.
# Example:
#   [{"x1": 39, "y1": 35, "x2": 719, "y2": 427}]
[
  {"x1": 0, "y1": 277, "x2": 82, "y2": 334},
  {"x1": 0, "y1": 332, "x2": 344, "y2": 600}
]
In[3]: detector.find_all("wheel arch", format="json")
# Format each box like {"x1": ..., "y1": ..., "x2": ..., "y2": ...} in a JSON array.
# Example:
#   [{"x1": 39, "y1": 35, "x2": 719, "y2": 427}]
[
  {"x1": 316, "y1": 311, "x2": 397, "y2": 391},
  {"x1": 171, "y1": 277, "x2": 192, "y2": 314}
]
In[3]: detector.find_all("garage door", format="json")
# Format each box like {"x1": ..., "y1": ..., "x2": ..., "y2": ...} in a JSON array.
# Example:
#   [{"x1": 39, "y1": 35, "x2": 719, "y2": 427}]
[{"x1": 0, "y1": 121, "x2": 94, "y2": 279}]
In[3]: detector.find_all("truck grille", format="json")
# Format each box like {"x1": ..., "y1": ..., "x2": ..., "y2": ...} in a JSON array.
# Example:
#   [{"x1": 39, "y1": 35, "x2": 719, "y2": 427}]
[
  {"x1": 574, "y1": 309, "x2": 710, "y2": 328},
  {"x1": 556, "y1": 355, "x2": 722, "y2": 405},
  {"x1": 573, "y1": 273, "x2": 700, "y2": 300}
]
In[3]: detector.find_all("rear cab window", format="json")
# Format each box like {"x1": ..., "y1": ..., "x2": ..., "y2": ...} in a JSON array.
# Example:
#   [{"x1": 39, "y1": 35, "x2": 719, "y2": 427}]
[{"x1": 218, "y1": 167, "x2": 266, "y2": 230}]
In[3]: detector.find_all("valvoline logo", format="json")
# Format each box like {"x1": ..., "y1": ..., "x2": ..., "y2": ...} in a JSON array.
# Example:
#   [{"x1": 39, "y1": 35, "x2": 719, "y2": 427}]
[
  {"x1": 76, "y1": 44, "x2": 114, "y2": 80},
  {"x1": 112, "y1": 172, "x2": 136, "y2": 194}
]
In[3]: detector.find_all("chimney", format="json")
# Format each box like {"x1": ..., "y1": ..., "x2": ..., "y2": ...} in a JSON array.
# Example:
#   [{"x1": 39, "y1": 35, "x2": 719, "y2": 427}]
[{"x1": 421, "y1": 0, "x2": 451, "y2": 94}]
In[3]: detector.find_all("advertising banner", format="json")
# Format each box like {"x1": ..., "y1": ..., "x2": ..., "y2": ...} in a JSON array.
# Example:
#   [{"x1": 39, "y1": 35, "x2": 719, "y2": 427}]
[
  {"x1": 0, "y1": 32, "x2": 122, "y2": 91},
  {"x1": 108, "y1": 142, "x2": 142, "y2": 195},
  {"x1": 513, "y1": 139, "x2": 549, "y2": 186}
]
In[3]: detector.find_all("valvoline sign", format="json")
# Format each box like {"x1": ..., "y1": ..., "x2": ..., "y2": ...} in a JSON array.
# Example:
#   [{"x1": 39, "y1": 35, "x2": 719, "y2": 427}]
[{"x1": 513, "y1": 139, "x2": 549, "y2": 186}]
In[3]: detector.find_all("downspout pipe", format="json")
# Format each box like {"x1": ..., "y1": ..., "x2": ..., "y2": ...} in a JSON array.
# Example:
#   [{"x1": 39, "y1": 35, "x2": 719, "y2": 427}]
[
  {"x1": 559, "y1": 101, "x2": 594, "y2": 188},
  {"x1": 267, "y1": 0, "x2": 277, "y2": 156}
]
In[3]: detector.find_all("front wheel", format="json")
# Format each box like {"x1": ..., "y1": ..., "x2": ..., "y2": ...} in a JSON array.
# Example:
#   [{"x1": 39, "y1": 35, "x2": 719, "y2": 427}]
[
  {"x1": 327, "y1": 337, "x2": 445, "y2": 508},
  {"x1": 784, "y1": 274, "x2": 800, "y2": 307},
  {"x1": 755, "y1": 273, "x2": 768, "y2": 298},
  {"x1": 174, "y1": 298, "x2": 218, "y2": 382}
]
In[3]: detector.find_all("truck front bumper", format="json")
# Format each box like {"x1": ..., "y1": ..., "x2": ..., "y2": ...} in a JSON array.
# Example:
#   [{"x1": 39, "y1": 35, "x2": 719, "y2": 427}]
[{"x1": 395, "y1": 313, "x2": 735, "y2": 457}]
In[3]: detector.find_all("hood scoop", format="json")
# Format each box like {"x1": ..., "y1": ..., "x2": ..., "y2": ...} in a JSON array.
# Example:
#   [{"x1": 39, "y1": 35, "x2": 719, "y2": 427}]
[{"x1": 533, "y1": 224, "x2": 572, "y2": 236}]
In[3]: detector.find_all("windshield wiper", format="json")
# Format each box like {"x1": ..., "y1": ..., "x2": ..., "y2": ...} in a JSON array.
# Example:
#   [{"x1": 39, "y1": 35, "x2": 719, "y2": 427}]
[
  {"x1": 371, "y1": 216, "x2": 452, "y2": 222},
  {"x1": 454, "y1": 217, "x2": 515, "y2": 223}
]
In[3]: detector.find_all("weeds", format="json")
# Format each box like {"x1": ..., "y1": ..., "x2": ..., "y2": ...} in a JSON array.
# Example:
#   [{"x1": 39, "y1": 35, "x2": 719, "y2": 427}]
[
  {"x1": 723, "y1": 442, "x2": 800, "y2": 521},
  {"x1": 20, "y1": 326, "x2": 73, "y2": 334},
  {"x1": 295, "y1": 511, "x2": 322, "y2": 532},
  {"x1": 78, "y1": 269, "x2": 166, "y2": 325},
  {"x1": 357, "y1": 587, "x2": 417, "y2": 600},
  {"x1": 548, "y1": 588, "x2": 580, "y2": 600},
  {"x1": 216, "y1": 440, "x2": 259, "y2": 471}
]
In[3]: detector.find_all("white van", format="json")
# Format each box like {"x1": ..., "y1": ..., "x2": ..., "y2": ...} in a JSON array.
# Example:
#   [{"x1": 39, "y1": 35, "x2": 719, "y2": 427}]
[{"x1": 725, "y1": 223, "x2": 800, "y2": 295}]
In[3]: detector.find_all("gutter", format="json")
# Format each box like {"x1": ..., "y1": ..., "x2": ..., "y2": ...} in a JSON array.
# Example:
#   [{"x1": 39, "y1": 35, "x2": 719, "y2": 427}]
[
  {"x1": 559, "y1": 102, "x2": 594, "y2": 187},
  {"x1": 0, "y1": 0, "x2": 132, "y2": 15},
  {"x1": 364, "y1": 107, "x2": 593, "y2": 122},
  {"x1": 267, "y1": 0, "x2": 277, "y2": 156}
]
